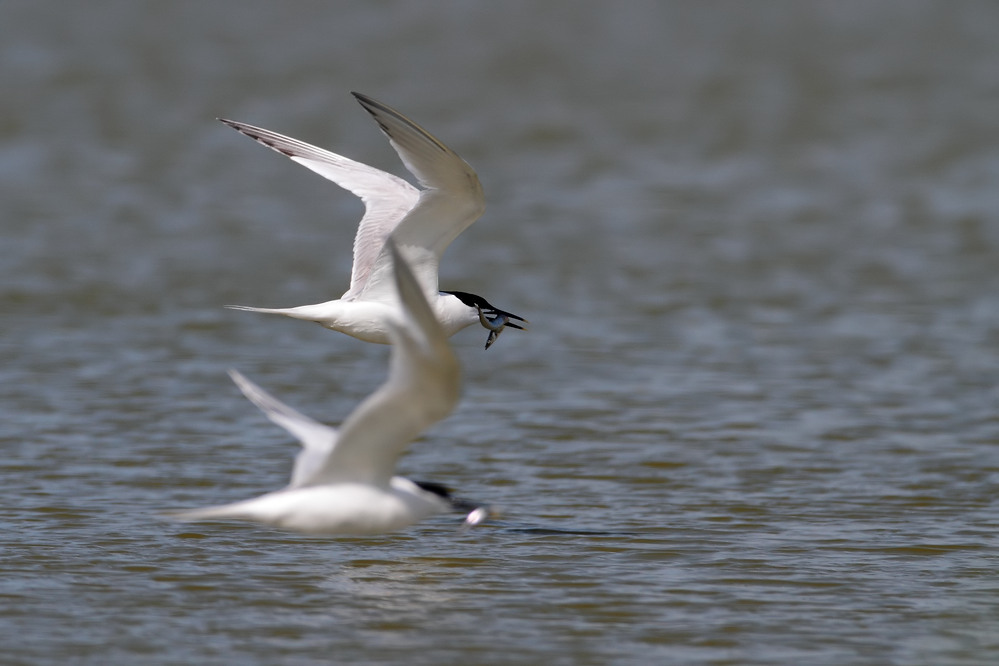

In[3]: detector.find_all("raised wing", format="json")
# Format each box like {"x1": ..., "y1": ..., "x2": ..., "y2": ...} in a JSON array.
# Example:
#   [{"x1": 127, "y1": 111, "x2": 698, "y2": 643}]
[
  {"x1": 302, "y1": 239, "x2": 460, "y2": 488},
  {"x1": 227, "y1": 369, "x2": 337, "y2": 489},
  {"x1": 348, "y1": 93, "x2": 486, "y2": 304},
  {"x1": 218, "y1": 119, "x2": 420, "y2": 297}
]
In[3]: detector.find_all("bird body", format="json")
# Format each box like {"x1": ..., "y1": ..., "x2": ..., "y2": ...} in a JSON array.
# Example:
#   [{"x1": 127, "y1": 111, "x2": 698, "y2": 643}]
[
  {"x1": 223, "y1": 92, "x2": 525, "y2": 349},
  {"x1": 227, "y1": 285, "x2": 487, "y2": 345},
  {"x1": 169, "y1": 241, "x2": 480, "y2": 535},
  {"x1": 173, "y1": 478, "x2": 447, "y2": 536}
]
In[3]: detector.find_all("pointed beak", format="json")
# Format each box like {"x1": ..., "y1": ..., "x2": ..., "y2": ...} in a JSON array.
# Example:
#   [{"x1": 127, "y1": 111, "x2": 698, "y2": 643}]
[{"x1": 477, "y1": 306, "x2": 529, "y2": 350}]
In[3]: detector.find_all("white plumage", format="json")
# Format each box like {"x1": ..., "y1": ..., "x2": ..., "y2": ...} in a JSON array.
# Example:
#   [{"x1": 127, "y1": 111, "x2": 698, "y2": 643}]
[
  {"x1": 170, "y1": 240, "x2": 483, "y2": 535},
  {"x1": 223, "y1": 92, "x2": 526, "y2": 349}
]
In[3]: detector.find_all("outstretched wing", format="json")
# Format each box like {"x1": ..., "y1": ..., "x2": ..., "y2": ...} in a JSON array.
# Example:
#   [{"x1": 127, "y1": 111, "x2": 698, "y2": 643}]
[
  {"x1": 303, "y1": 239, "x2": 461, "y2": 488},
  {"x1": 227, "y1": 369, "x2": 337, "y2": 489},
  {"x1": 348, "y1": 93, "x2": 486, "y2": 304},
  {"x1": 218, "y1": 119, "x2": 420, "y2": 297}
]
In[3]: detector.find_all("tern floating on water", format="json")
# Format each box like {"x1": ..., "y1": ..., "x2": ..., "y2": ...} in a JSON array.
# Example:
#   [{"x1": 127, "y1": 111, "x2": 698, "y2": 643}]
[
  {"x1": 222, "y1": 92, "x2": 527, "y2": 349},
  {"x1": 170, "y1": 241, "x2": 489, "y2": 534}
]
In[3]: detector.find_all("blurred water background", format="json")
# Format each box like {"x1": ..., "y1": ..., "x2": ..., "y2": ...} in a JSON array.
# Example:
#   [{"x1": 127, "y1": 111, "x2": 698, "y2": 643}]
[{"x1": 2, "y1": 2, "x2": 999, "y2": 664}]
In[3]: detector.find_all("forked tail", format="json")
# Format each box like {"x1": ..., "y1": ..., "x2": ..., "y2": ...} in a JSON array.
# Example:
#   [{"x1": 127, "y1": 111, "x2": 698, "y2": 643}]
[
  {"x1": 225, "y1": 304, "x2": 290, "y2": 315},
  {"x1": 224, "y1": 304, "x2": 327, "y2": 323},
  {"x1": 164, "y1": 500, "x2": 254, "y2": 524}
]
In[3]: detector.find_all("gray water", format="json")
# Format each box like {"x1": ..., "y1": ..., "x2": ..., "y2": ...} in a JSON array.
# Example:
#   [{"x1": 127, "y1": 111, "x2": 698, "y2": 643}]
[{"x1": 3, "y1": 2, "x2": 999, "y2": 664}]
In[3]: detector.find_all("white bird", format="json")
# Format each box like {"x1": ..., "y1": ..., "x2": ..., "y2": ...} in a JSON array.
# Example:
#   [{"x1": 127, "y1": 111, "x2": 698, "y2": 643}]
[
  {"x1": 222, "y1": 92, "x2": 526, "y2": 349},
  {"x1": 170, "y1": 241, "x2": 489, "y2": 534}
]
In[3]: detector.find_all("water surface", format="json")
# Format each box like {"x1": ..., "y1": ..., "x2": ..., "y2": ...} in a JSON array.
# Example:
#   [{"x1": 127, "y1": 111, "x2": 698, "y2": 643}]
[{"x1": 2, "y1": 2, "x2": 998, "y2": 664}]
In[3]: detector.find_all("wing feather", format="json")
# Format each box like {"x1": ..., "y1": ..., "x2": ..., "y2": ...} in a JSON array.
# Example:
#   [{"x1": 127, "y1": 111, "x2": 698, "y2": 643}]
[
  {"x1": 227, "y1": 369, "x2": 336, "y2": 489},
  {"x1": 303, "y1": 240, "x2": 460, "y2": 487},
  {"x1": 218, "y1": 119, "x2": 420, "y2": 297},
  {"x1": 349, "y1": 94, "x2": 486, "y2": 303}
]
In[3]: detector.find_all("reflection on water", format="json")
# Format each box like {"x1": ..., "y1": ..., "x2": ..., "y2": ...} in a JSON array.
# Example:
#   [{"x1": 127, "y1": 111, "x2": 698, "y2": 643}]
[{"x1": 2, "y1": 1, "x2": 999, "y2": 664}]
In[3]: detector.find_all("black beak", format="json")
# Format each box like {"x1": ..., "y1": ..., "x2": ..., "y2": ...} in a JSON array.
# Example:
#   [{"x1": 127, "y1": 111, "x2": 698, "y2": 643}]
[
  {"x1": 477, "y1": 306, "x2": 530, "y2": 349},
  {"x1": 439, "y1": 291, "x2": 528, "y2": 349}
]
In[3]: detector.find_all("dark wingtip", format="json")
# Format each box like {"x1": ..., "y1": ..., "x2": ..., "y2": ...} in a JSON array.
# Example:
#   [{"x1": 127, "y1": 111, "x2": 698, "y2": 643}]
[
  {"x1": 351, "y1": 91, "x2": 379, "y2": 112},
  {"x1": 218, "y1": 118, "x2": 245, "y2": 134},
  {"x1": 351, "y1": 92, "x2": 397, "y2": 137}
]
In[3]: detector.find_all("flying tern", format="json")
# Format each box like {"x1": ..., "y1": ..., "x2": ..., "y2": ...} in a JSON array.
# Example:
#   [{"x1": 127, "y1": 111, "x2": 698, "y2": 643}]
[
  {"x1": 222, "y1": 92, "x2": 527, "y2": 349},
  {"x1": 170, "y1": 241, "x2": 490, "y2": 534}
]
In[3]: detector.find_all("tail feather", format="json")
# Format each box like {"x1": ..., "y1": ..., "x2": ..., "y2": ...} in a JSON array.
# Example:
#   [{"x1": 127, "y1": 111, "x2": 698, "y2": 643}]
[
  {"x1": 224, "y1": 304, "x2": 331, "y2": 323},
  {"x1": 165, "y1": 500, "x2": 255, "y2": 524},
  {"x1": 225, "y1": 304, "x2": 291, "y2": 315}
]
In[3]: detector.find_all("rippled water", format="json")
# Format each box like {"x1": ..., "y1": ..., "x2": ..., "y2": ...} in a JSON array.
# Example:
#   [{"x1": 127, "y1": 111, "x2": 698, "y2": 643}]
[{"x1": 3, "y1": 2, "x2": 999, "y2": 664}]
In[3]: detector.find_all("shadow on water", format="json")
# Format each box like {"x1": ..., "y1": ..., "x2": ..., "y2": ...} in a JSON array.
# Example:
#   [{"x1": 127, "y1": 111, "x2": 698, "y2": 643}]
[{"x1": 490, "y1": 522, "x2": 639, "y2": 537}]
